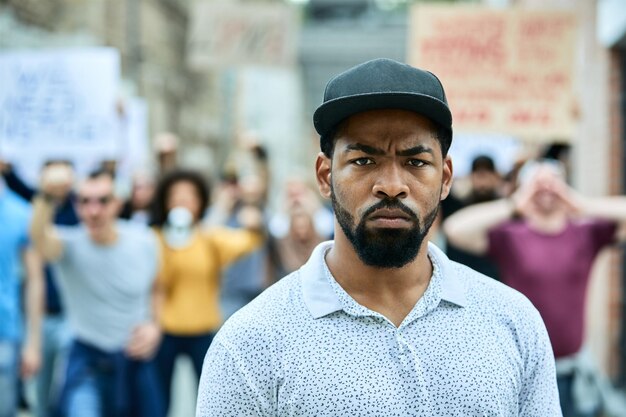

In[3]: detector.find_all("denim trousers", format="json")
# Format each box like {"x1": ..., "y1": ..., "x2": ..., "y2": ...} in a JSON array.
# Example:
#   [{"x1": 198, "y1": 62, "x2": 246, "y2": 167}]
[
  {"x1": 558, "y1": 373, "x2": 600, "y2": 417},
  {"x1": 0, "y1": 340, "x2": 18, "y2": 417},
  {"x1": 56, "y1": 339, "x2": 165, "y2": 417},
  {"x1": 155, "y1": 332, "x2": 214, "y2": 413}
]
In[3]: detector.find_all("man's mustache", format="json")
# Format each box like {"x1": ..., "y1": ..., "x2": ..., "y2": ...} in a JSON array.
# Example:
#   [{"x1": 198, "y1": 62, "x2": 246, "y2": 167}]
[{"x1": 361, "y1": 199, "x2": 418, "y2": 222}]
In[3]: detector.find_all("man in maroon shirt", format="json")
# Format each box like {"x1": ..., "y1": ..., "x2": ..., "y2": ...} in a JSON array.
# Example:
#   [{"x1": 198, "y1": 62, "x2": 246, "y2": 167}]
[{"x1": 443, "y1": 159, "x2": 626, "y2": 417}]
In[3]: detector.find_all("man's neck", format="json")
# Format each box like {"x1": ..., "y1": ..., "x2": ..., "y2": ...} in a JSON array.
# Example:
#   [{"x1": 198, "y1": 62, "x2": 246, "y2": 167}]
[
  {"x1": 325, "y1": 233, "x2": 432, "y2": 327},
  {"x1": 89, "y1": 225, "x2": 119, "y2": 245}
]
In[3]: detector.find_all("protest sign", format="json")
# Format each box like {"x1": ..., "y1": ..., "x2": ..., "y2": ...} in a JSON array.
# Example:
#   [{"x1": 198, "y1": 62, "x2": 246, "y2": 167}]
[
  {"x1": 408, "y1": 5, "x2": 578, "y2": 141},
  {"x1": 0, "y1": 48, "x2": 121, "y2": 183},
  {"x1": 187, "y1": 2, "x2": 298, "y2": 69},
  {"x1": 116, "y1": 97, "x2": 150, "y2": 182}
]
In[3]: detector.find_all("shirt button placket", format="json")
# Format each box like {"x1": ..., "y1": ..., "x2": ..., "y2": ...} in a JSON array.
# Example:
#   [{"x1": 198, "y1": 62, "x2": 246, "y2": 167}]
[{"x1": 397, "y1": 329, "x2": 429, "y2": 402}]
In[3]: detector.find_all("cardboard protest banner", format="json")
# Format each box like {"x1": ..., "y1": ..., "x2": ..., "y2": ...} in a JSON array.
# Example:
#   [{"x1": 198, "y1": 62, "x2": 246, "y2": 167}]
[
  {"x1": 408, "y1": 5, "x2": 578, "y2": 141},
  {"x1": 187, "y1": 1, "x2": 298, "y2": 70},
  {"x1": 0, "y1": 48, "x2": 121, "y2": 184}
]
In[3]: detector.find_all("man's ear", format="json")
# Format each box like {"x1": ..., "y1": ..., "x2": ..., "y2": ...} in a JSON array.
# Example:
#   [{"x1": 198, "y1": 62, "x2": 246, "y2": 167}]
[
  {"x1": 315, "y1": 152, "x2": 332, "y2": 199},
  {"x1": 440, "y1": 155, "x2": 453, "y2": 201}
]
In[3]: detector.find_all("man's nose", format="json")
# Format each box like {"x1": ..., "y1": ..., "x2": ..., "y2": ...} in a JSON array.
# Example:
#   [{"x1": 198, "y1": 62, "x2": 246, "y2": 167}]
[
  {"x1": 372, "y1": 164, "x2": 409, "y2": 199},
  {"x1": 85, "y1": 203, "x2": 102, "y2": 215}
]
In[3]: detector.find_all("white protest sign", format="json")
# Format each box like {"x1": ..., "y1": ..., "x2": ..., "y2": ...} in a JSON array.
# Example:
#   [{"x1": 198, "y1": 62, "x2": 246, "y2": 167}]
[
  {"x1": 0, "y1": 48, "x2": 121, "y2": 184},
  {"x1": 116, "y1": 97, "x2": 150, "y2": 182}
]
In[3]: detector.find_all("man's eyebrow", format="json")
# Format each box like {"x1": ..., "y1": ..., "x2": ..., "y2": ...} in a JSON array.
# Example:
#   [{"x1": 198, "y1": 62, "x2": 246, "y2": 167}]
[
  {"x1": 344, "y1": 143, "x2": 435, "y2": 157},
  {"x1": 397, "y1": 145, "x2": 435, "y2": 157},
  {"x1": 344, "y1": 143, "x2": 385, "y2": 155}
]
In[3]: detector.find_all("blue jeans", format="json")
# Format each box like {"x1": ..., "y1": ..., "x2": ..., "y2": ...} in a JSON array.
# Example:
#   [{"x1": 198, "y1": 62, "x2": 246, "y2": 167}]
[
  {"x1": 0, "y1": 340, "x2": 18, "y2": 417},
  {"x1": 558, "y1": 373, "x2": 600, "y2": 417},
  {"x1": 56, "y1": 340, "x2": 165, "y2": 417},
  {"x1": 155, "y1": 332, "x2": 214, "y2": 413}
]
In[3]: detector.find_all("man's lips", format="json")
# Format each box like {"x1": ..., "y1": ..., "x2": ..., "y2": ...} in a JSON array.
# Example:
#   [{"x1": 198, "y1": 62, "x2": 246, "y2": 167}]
[{"x1": 367, "y1": 209, "x2": 413, "y2": 228}]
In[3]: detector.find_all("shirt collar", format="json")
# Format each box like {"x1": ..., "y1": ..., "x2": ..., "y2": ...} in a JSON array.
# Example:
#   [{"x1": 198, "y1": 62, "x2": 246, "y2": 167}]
[
  {"x1": 429, "y1": 242, "x2": 468, "y2": 308},
  {"x1": 301, "y1": 241, "x2": 467, "y2": 319},
  {"x1": 300, "y1": 241, "x2": 343, "y2": 319}
]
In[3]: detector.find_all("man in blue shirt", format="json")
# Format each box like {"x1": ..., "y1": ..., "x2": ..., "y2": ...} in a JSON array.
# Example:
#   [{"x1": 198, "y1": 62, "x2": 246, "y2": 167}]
[
  {"x1": 197, "y1": 59, "x2": 561, "y2": 416},
  {"x1": 1, "y1": 159, "x2": 78, "y2": 417},
  {"x1": 0, "y1": 179, "x2": 43, "y2": 417}
]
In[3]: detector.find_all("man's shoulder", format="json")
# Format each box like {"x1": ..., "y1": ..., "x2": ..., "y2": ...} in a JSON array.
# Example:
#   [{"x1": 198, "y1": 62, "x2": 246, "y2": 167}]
[{"x1": 451, "y1": 260, "x2": 539, "y2": 319}]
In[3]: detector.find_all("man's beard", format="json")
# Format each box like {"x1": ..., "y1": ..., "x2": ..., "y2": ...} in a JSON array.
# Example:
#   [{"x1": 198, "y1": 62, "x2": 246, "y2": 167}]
[{"x1": 331, "y1": 186, "x2": 439, "y2": 269}]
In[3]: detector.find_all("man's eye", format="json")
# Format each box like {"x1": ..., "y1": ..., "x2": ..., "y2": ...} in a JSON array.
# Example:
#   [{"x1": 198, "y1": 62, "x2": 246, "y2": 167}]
[
  {"x1": 408, "y1": 159, "x2": 426, "y2": 167},
  {"x1": 353, "y1": 158, "x2": 373, "y2": 166}
]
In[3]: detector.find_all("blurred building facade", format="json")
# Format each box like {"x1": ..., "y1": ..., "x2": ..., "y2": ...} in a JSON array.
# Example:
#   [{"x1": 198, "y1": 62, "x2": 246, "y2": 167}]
[
  {"x1": 599, "y1": 0, "x2": 626, "y2": 386},
  {"x1": 0, "y1": 0, "x2": 219, "y2": 166}
]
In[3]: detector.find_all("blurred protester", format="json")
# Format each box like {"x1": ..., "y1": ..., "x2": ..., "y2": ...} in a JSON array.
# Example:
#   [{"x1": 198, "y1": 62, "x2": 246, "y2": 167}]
[
  {"x1": 0, "y1": 177, "x2": 44, "y2": 417},
  {"x1": 440, "y1": 155, "x2": 502, "y2": 280},
  {"x1": 31, "y1": 169, "x2": 163, "y2": 417},
  {"x1": 1, "y1": 160, "x2": 78, "y2": 417},
  {"x1": 543, "y1": 142, "x2": 572, "y2": 182},
  {"x1": 99, "y1": 160, "x2": 118, "y2": 179},
  {"x1": 269, "y1": 177, "x2": 334, "y2": 244},
  {"x1": 209, "y1": 140, "x2": 271, "y2": 319},
  {"x1": 444, "y1": 159, "x2": 626, "y2": 417},
  {"x1": 149, "y1": 169, "x2": 263, "y2": 414},
  {"x1": 264, "y1": 175, "x2": 332, "y2": 279},
  {"x1": 0, "y1": 160, "x2": 78, "y2": 224},
  {"x1": 119, "y1": 170, "x2": 155, "y2": 225},
  {"x1": 154, "y1": 132, "x2": 179, "y2": 175},
  {"x1": 212, "y1": 174, "x2": 271, "y2": 319},
  {"x1": 270, "y1": 205, "x2": 326, "y2": 278}
]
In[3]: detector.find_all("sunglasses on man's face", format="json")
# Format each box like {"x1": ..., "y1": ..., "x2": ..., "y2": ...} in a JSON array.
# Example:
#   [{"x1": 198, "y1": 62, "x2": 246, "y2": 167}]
[{"x1": 77, "y1": 195, "x2": 114, "y2": 206}]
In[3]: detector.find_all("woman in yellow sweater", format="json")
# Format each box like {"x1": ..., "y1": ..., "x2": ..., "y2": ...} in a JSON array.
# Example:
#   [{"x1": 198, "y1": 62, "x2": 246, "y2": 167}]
[{"x1": 150, "y1": 170, "x2": 262, "y2": 413}]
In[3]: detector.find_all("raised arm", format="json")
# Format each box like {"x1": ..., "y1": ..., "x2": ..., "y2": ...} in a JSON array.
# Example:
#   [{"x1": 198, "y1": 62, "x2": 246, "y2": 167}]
[
  {"x1": 443, "y1": 168, "x2": 553, "y2": 256},
  {"x1": 21, "y1": 247, "x2": 44, "y2": 378},
  {"x1": 537, "y1": 170, "x2": 626, "y2": 242},
  {"x1": 31, "y1": 196, "x2": 64, "y2": 261},
  {"x1": 442, "y1": 198, "x2": 516, "y2": 256},
  {"x1": 563, "y1": 191, "x2": 626, "y2": 243},
  {"x1": 0, "y1": 160, "x2": 36, "y2": 202},
  {"x1": 30, "y1": 166, "x2": 73, "y2": 262}
]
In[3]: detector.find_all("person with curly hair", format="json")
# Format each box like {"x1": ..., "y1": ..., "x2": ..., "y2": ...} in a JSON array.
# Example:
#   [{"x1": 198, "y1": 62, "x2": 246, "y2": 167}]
[{"x1": 150, "y1": 169, "x2": 263, "y2": 414}]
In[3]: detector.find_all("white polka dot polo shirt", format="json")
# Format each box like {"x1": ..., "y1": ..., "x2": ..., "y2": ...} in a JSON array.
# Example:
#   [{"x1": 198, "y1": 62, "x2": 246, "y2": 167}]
[{"x1": 197, "y1": 241, "x2": 561, "y2": 417}]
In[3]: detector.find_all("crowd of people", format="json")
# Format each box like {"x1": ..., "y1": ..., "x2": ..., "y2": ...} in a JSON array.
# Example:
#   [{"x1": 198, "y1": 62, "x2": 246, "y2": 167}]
[
  {"x1": 0, "y1": 137, "x2": 334, "y2": 417},
  {"x1": 1, "y1": 58, "x2": 626, "y2": 417}
]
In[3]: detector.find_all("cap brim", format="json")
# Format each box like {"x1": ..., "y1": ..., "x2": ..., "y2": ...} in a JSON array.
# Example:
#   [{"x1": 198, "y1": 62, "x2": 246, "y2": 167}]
[{"x1": 313, "y1": 92, "x2": 452, "y2": 137}]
